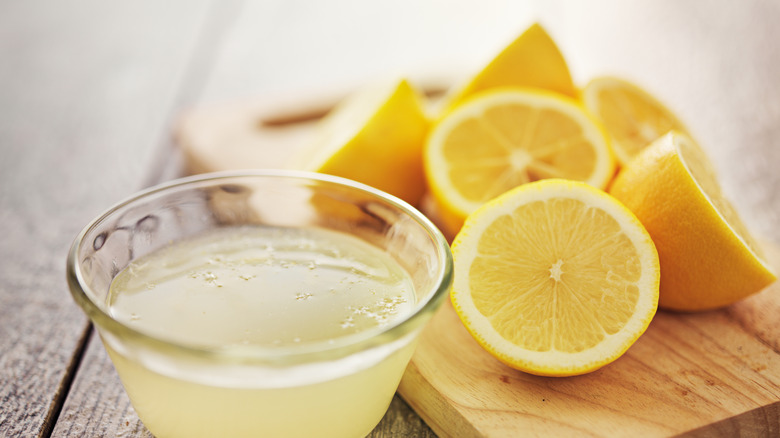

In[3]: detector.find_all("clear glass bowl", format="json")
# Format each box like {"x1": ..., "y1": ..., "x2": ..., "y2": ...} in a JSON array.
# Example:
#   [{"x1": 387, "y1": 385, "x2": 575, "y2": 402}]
[{"x1": 66, "y1": 170, "x2": 453, "y2": 438}]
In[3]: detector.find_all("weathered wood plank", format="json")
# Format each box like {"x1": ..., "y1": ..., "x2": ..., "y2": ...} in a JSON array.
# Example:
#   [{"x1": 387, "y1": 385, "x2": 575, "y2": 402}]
[
  {"x1": 45, "y1": 0, "x2": 237, "y2": 436},
  {"x1": 50, "y1": 332, "x2": 150, "y2": 438},
  {"x1": 0, "y1": 1, "x2": 214, "y2": 436}
]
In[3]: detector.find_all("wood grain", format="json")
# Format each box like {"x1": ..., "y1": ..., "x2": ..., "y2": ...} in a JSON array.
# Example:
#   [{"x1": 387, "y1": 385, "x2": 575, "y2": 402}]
[{"x1": 51, "y1": 333, "x2": 152, "y2": 438}]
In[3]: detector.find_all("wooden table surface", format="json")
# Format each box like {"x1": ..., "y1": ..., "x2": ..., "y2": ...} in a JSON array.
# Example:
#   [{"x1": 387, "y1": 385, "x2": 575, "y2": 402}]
[{"x1": 1, "y1": 1, "x2": 779, "y2": 437}]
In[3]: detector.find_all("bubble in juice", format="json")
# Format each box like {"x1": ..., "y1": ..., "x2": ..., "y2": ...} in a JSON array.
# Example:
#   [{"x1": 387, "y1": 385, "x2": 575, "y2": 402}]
[{"x1": 108, "y1": 225, "x2": 416, "y2": 347}]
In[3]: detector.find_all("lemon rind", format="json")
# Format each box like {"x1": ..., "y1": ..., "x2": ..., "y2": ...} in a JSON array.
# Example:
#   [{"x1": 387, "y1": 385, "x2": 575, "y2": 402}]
[{"x1": 669, "y1": 131, "x2": 776, "y2": 277}]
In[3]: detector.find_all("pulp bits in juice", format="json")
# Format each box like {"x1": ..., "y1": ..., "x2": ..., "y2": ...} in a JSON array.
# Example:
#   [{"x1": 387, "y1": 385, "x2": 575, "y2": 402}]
[{"x1": 104, "y1": 225, "x2": 418, "y2": 438}]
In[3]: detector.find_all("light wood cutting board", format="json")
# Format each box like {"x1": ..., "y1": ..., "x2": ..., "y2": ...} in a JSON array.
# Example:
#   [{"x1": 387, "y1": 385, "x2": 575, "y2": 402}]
[
  {"x1": 398, "y1": 252, "x2": 780, "y2": 437},
  {"x1": 174, "y1": 93, "x2": 780, "y2": 437}
]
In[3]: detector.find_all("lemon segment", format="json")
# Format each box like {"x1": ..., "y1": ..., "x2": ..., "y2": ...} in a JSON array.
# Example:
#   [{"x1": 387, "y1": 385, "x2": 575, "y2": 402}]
[
  {"x1": 609, "y1": 131, "x2": 776, "y2": 311},
  {"x1": 425, "y1": 88, "x2": 615, "y2": 238},
  {"x1": 292, "y1": 78, "x2": 429, "y2": 206},
  {"x1": 451, "y1": 179, "x2": 659, "y2": 376},
  {"x1": 582, "y1": 76, "x2": 690, "y2": 166},
  {"x1": 442, "y1": 23, "x2": 576, "y2": 113}
]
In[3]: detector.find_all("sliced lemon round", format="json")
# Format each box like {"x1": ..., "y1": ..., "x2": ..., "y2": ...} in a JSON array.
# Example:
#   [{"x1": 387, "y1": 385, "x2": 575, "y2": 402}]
[
  {"x1": 451, "y1": 179, "x2": 660, "y2": 376},
  {"x1": 442, "y1": 23, "x2": 576, "y2": 113},
  {"x1": 582, "y1": 76, "x2": 690, "y2": 167},
  {"x1": 292, "y1": 78, "x2": 429, "y2": 206},
  {"x1": 609, "y1": 131, "x2": 776, "y2": 311},
  {"x1": 424, "y1": 88, "x2": 615, "y2": 238}
]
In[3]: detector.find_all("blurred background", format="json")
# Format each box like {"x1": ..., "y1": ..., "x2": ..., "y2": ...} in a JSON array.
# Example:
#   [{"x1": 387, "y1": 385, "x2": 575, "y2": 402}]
[
  {"x1": 3, "y1": 0, "x2": 779, "y2": 240},
  {"x1": 1, "y1": 1, "x2": 779, "y2": 436}
]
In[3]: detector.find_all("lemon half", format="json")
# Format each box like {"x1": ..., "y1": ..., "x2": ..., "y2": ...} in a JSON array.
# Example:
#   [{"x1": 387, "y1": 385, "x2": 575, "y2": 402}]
[
  {"x1": 609, "y1": 131, "x2": 776, "y2": 310},
  {"x1": 293, "y1": 78, "x2": 429, "y2": 206},
  {"x1": 425, "y1": 88, "x2": 615, "y2": 238},
  {"x1": 452, "y1": 179, "x2": 660, "y2": 376}
]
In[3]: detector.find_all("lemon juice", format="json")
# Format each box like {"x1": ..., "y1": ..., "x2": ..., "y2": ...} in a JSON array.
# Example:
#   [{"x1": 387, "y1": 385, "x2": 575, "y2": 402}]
[{"x1": 104, "y1": 225, "x2": 418, "y2": 438}]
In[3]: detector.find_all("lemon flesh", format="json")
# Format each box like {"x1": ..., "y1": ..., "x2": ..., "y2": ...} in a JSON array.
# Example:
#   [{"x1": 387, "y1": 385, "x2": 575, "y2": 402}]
[
  {"x1": 425, "y1": 89, "x2": 614, "y2": 238},
  {"x1": 582, "y1": 76, "x2": 689, "y2": 166},
  {"x1": 452, "y1": 179, "x2": 659, "y2": 376}
]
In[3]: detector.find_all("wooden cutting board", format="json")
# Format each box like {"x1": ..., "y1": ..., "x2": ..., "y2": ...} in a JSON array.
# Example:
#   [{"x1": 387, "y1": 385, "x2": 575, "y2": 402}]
[
  {"x1": 398, "y1": 253, "x2": 780, "y2": 437},
  {"x1": 174, "y1": 94, "x2": 780, "y2": 438}
]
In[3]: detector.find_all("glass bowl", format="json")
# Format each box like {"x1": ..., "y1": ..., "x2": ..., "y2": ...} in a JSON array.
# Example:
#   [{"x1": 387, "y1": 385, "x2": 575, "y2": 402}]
[{"x1": 66, "y1": 170, "x2": 453, "y2": 438}]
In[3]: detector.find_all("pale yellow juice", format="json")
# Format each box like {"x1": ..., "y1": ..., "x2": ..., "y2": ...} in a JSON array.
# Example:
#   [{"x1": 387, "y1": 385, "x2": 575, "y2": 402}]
[{"x1": 104, "y1": 225, "x2": 418, "y2": 438}]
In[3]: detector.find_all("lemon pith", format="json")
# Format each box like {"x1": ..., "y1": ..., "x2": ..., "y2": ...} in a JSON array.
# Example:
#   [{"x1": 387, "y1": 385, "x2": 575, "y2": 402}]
[{"x1": 452, "y1": 179, "x2": 659, "y2": 376}]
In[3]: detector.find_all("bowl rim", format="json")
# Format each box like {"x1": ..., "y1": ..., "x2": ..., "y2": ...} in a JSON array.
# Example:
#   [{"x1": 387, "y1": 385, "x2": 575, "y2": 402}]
[{"x1": 66, "y1": 169, "x2": 453, "y2": 365}]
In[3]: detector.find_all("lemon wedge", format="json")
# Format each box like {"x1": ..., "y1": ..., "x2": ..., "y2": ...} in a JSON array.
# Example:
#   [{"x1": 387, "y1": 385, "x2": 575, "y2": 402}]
[
  {"x1": 582, "y1": 76, "x2": 689, "y2": 167},
  {"x1": 609, "y1": 131, "x2": 776, "y2": 310},
  {"x1": 443, "y1": 23, "x2": 576, "y2": 112},
  {"x1": 293, "y1": 78, "x2": 429, "y2": 205}
]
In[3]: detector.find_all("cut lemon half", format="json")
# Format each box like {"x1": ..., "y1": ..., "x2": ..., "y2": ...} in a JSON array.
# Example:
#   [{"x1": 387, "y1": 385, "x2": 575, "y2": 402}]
[
  {"x1": 451, "y1": 179, "x2": 660, "y2": 376},
  {"x1": 442, "y1": 23, "x2": 577, "y2": 113},
  {"x1": 291, "y1": 78, "x2": 429, "y2": 206},
  {"x1": 582, "y1": 76, "x2": 689, "y2": 167},
  {"x1": 425, "y1": 88, "x2": 615, "y2": 238},
  {"x1": 609, "y1": 131, "x2": 776, "y2": 311}
]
